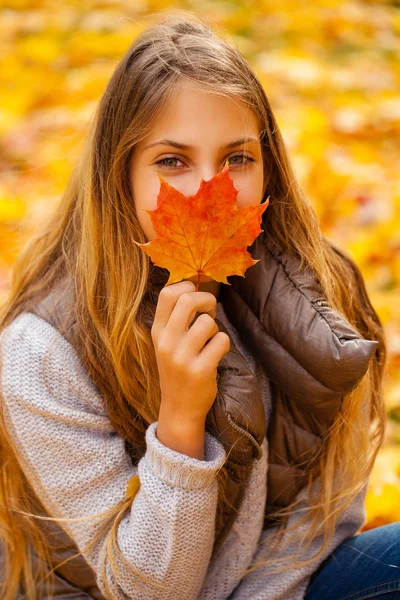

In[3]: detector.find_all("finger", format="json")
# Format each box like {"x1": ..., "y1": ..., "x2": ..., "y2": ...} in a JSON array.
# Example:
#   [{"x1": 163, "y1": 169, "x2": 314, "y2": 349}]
[
  {"x1": 152, "y1": 280, "x2": 196, "y2": 340},
  {"x1": 177, "y1": 313, "x2": 220, "y2": 360},
  {"x1": 192, "y1": 331, "x2": 231, "y2": 372},
  {"x1": 165, "y1": 291, "x2": 217, "y2": 340}
]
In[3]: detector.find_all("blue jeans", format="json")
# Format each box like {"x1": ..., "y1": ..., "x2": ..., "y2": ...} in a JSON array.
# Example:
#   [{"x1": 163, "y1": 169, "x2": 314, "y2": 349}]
[{"x1": 304, "y1": 522, "x2": 400, "y2": 599}]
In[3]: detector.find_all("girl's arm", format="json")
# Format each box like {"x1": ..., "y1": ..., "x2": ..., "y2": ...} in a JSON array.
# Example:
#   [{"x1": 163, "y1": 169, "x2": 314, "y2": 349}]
[{"x1": 0, "y1": 311, "x2": 226, "y2": 600}]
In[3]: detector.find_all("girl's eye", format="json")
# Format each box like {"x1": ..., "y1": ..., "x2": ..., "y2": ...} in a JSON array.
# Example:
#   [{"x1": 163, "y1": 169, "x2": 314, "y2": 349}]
[
  {"x1": 228, "y1": 154, "x2": 254, "y2": 166},
  {"x1": 155, "y1": 156, "x2": 185, "y2": 169},
  {"x1": 155, "y1": 154, "x2": 255, "y2": 169}
]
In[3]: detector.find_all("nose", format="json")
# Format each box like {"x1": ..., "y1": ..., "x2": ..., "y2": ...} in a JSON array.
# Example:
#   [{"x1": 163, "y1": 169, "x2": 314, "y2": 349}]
[
  {"x1": 201, "y1": 166, "x2": 221, "y2": 182},
  {"x1": 184, "y1": 164, "x2": 227, "y2": 197}
]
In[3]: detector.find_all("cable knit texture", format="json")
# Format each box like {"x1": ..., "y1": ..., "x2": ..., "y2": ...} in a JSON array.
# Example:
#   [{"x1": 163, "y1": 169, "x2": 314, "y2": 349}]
[{"x1": 0, "y1": 301, "x2": 366, "y2": 599}]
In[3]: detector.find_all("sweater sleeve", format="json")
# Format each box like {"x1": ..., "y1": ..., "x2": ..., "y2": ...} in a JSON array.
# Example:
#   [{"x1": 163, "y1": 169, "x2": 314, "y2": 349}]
[
  {"x1": 0, "y1": 312, "x2": 227, "y2": 600},
  {"x1": 228, "y1": 476, "x2": 368, "y2": 600}
]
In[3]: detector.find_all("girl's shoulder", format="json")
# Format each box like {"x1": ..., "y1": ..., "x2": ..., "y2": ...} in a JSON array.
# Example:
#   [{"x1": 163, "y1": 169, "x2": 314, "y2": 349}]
[{"x1": 0, "y1": 311, "x2": 107, "y2": 417}]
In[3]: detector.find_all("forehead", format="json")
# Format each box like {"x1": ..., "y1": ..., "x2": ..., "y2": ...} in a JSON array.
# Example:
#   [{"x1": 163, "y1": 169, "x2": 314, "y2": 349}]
[{"x1": 142, "y1": 80, "x2": 260, "y2": 143}]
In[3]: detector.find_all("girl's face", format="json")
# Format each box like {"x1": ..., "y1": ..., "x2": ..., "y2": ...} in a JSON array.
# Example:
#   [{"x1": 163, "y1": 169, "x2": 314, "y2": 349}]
[{"x1": 129, "y1": 80, "x2": 267, "y2": 285}]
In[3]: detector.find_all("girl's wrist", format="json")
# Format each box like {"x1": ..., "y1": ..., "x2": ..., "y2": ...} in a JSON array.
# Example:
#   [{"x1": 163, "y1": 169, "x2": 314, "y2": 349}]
[{"x1": 157, "y1": 408, "x2": 206, "y2": 460}]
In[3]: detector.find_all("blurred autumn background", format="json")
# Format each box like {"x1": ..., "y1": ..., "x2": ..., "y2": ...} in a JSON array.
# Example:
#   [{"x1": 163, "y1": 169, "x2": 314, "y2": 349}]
[{"x1": 1, "y1": 0, "x2": 399, "y2": 530}]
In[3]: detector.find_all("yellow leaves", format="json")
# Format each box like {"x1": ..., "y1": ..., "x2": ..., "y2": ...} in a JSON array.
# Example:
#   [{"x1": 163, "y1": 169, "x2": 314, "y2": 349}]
[
  {"x1": 67, "y1": 30, "x2": 132, "y2": 66},
  {"x1": 17, "y1": 35, "x2": 61, "y2": 65},
  {"x1": 126, "y1": 474, "x2": 141, "y2": 501},
  {"x1": 0, "y1": 196, "x2": 26, "y2": 223},
  {"x1": 64, "y1": 65, "x2": 111, "y2": 106},
  {"x1": 365, "y1": 446, "x2": 400, "y2": 528}
]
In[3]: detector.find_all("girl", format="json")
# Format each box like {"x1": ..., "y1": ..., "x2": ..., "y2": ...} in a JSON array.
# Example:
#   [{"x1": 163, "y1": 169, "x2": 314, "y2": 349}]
[{"x1": 0, "y1": 12, "x2": 394, "y2": 600}]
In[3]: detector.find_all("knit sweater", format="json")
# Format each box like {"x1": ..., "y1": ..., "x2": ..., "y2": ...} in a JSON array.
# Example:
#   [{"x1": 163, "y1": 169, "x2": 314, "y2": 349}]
[{"x1": 0, "y1": 301, "x2": 367, "y2": 600}]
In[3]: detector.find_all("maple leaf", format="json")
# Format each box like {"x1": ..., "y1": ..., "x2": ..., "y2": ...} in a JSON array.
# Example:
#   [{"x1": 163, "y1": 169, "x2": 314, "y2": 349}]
[{"x1": 133, "y1": 162, "x2": 270, "y2": 290}]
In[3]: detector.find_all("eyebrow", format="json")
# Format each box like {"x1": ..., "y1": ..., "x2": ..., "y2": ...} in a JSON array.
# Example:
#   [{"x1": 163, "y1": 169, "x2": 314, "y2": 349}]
[{"x1": 143, "y1": 136, "x2": 260, "y2": 151}]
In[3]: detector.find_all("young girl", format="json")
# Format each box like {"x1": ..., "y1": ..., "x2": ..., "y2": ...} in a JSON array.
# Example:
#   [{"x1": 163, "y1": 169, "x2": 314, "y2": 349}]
[{"x1": 0, "y1": 13, "x2": 395, "y2": 600}]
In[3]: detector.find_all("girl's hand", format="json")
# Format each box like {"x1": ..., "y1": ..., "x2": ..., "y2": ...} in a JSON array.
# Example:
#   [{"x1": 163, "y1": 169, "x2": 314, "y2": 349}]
[{"x1": 151, "y1": 280, "x2": 230, "y2": 426}]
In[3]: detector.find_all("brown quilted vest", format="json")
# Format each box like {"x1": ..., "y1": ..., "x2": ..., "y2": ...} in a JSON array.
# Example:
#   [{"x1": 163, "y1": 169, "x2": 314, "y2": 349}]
[{"x1": 19, "y1": 230, "x2": 378, "y2": 598}]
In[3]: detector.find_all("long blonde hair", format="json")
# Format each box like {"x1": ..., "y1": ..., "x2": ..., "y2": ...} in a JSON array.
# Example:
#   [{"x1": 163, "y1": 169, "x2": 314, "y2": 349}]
[{"x1": 0, "y1": 12, "x2": 387, "y2": 599}]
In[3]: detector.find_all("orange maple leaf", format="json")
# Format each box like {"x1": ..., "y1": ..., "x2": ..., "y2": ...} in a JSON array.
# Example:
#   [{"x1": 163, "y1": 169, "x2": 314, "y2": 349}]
[{"x1": 133, "y1": 162, "x2": 270, "y2": 289}]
